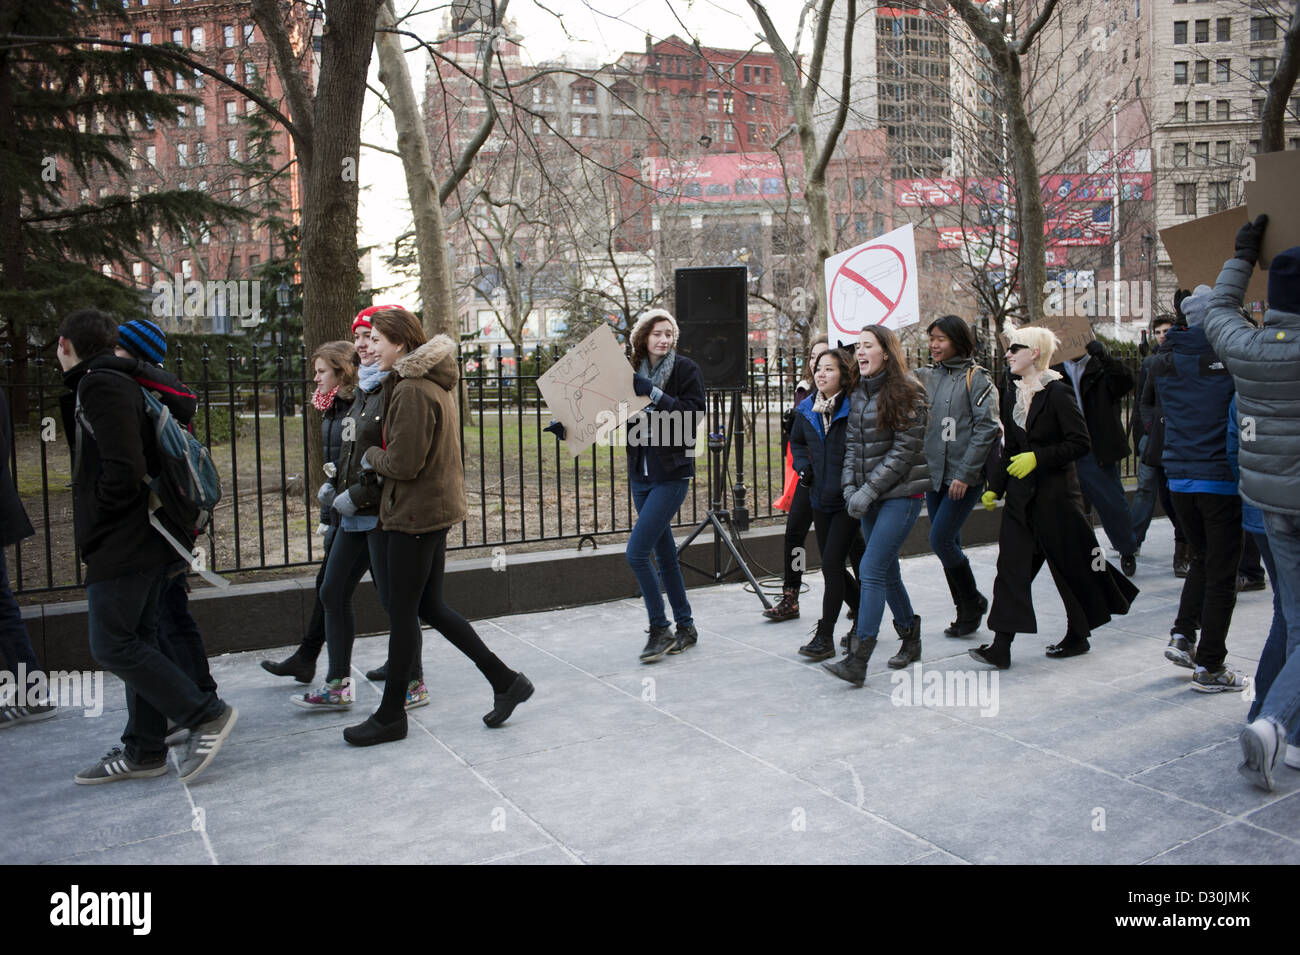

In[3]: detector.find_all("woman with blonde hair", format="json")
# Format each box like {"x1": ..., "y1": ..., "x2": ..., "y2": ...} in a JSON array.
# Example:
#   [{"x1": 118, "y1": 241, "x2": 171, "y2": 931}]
[{"x1": 970, "y1": 326, "x2": 1139, "y2": 669}]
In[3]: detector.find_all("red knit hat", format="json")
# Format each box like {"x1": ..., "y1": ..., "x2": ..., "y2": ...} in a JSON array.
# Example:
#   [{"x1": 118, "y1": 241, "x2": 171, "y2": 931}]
[{"x1": 352, "y1": 304, "x2": 403, "y2": 333}]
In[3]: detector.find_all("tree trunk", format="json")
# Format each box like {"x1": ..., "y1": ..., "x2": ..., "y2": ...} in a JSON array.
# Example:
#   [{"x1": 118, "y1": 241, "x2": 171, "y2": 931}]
[
  {"x1": 1261, "y1": 0, "x2": 1300, "y2": 152},
  {"x1": 0, "y1": 9, "x2": 30, "y2": 421},
  {"x1": 1002, "y1": 61, "x2": 1047, "y2": 325},
  {"x1": 375, "y1": 0, "x2": 456, "y2": 338}
]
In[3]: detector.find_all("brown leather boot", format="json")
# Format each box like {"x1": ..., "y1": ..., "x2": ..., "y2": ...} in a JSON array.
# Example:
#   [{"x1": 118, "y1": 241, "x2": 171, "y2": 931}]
[{"x1": 763, "y1": 587, "x2": 800, "y2": 621}]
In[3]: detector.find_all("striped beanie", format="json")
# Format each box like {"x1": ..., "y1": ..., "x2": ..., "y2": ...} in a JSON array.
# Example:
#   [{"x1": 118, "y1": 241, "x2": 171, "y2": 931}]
[
  {"x1": 352, "y1": 304, "x2": 403, "y2": 334},
  {"x1": 118, "y1": 319, "x2": 167, "y2": 366}
]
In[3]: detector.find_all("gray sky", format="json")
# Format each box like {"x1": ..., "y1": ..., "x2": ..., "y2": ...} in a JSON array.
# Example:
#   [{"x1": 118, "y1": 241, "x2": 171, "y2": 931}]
[{"x1": 358, "y1": 0, "x2": 806, "y2": 301}]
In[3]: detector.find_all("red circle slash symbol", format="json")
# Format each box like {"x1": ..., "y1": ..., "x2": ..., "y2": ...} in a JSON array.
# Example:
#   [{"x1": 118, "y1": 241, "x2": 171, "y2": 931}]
[{"x1": 828, "y1": 245, "x2": 907, "y2": 335}]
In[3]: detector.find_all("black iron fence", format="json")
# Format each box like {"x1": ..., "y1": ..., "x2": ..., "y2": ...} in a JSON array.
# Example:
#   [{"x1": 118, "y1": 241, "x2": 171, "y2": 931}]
[{"x1": 2, "y1": 340, "x2": 1147, "y2": 596}]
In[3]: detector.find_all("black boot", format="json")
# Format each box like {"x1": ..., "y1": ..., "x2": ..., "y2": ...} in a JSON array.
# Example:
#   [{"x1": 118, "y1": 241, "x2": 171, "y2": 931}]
[
  {"x1": 943, "y1": 560, "x2": 988, "y2": 638},
  {"x1": 261, "y1": 651, "x2": 315, "y2": 684},
  {"x1": 969, "y1": 631, "x2": 1013, "y2": 669},
  {"x1": 887, "y1": 614, "x2": 922, "y2": 669},
  {"x1": 798, "y1": 620, "x2": 837, "y2": 661},
  {"x1": 365, "y1": 661, "x2": 389, "y2": 682},
  {"x1": 763, "y1": 587, "x2": 800, "y2": 621},
  {"x1": 822, "y1": 635, "x2": 876, "y2": 686}
]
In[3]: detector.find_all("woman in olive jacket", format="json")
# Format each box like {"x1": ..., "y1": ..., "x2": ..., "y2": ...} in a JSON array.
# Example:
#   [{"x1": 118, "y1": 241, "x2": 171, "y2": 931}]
[
  {"x1": 343, "y1": 308, "x2": 531, "y2": 746},
  {"x1": 825, "y1": 325, "x2": 930, "y2": 686},
  {"x1": 971, "y1": 327, "x2": 1139, "y2": 669}
]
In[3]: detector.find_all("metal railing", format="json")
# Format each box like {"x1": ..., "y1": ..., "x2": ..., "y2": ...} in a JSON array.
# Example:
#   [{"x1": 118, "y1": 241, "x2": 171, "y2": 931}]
[{"x1": 2, "y1": 341, "x2": 1147, "y2": 596}]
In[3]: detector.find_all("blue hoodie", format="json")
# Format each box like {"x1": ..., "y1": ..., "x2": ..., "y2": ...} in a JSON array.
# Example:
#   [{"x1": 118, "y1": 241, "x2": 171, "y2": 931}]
[{"x1": 1153, "y1": 324, "x2": 1236, "y2": 493}]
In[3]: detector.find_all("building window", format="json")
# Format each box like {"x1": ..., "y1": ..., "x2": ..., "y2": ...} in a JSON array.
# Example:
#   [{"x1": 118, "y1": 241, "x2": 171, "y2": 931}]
[
  {"x1": 1174, "y1": 101, "x2": 1188, "y2": 122},
  {"x1": 1174, "y1": 61, "x2": 1188, "y2": 84},
  {"x1": 742, "y1": 65, "x2": 751, "y2": 83},
  {"x1": 1195, "y1": 100, "x2": 1209, "y2": 121},
  {"x1": 1251, "y1": 58, "x2": 1277, "y2": 81},
  {"x1": 243, "y1": 23, "x2": 255, "y2": 45},
  {"x1": 1216, "y1": 17, "x2": 1230, "y2": 41},
  {"x1": 746, "y1": 122, "x2": 756, "y2": 141},
  {"x1": 195, "y1": 140, "x2": 207, "y2": 164},
  {"x1": 1216, "y1": 100, "x2": 1230, "y2": 120},
  {"x1": 170, "y1": 28, "x2": 182, "y2": 44},
  {"x1": 571, "y1": 115, "x2": 582, "y2": 137},
  {"x1": 1251, "y1": 17, "x2": 1278, "y2": 42},
  {"x1": 1216, "y1": 59, "x2": 1230, "y2": 83},
  {"x1": 177, "y1": 104, "x2": 188, "y2": 127},
  {"x1": 1209, "y1": 182, "x2": 1231, "y2": 213},
  {"x1": 1194, "y1": 60, "x2": 1209, "y2": 84},
  {"x1": 191, "y1": 27, "x2": 204, "y2": 49},
  {"x1": 222, "y1": 25, "x2": 234, "y2": 48},
  {"x1": 1175, "y1": 182, "x2": 1196, "y2": 216},
  {"x1": 1173, "y1": 21, "x2": 1187, "y2": 43},
  {"x1": 175, "y1": 71, "x2": 185, "y2": 90},
  {"x1": 853, "y1": 177, "x2": 866, "y2": 200},
  {"x1": 145, "y1": 145, "x2": 156, "y2": 166},
  {"x1": 224, "y1": 62, "x2": 236, "y2": 80},
  {"x1": 244, "y1": 62, "x2": 256, "y2": 84},
  {"x1": 722, "y1": 124, "x2": 734, "y2": 142},
  {"x1": 854, "y1": 215, "x2": 867, "y2": 236},
  {"x1": 1174, "y1": 142, "x2": 1189, "y2": 166},
  {"x1": 225, "y1": 101, "x2": 236, "y2": 123},
  {"x1": 1254, "y1": 98, "x2": 1266, "y2": 118},
  {"x1": 572, "y1": 86, "x2": 594, "y2": 106},
  {"x1": 1194, "y1": 141, "x2": 1209, "y2": 165},
  {"x1": 140, "y1": 31, "x2": 151, "y2": 44},
  {"x1": 1215, "y1": 141, "x2": 1230, "y2": 163},
  {"x1": 176, "y1": 143, "x2": 188, "y2": 166},
  {"x1": 722, "y1": 91, "x2": 734, "y2": 113},
  {"x1": 142, "y1": 69, "x2": 154, "y2": 90},
  {"x1": 227, "y1": 138, "x2": 238, "y2": 160},
  {"x1": 1194, "y1": 19, "x2": 1208, "y2": 42}
]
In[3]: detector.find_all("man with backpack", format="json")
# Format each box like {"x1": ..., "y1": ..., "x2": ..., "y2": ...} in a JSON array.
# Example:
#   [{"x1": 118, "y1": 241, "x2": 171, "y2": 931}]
[{"x1": 56, "y1": 309, "x2": 236, "y2": 784}]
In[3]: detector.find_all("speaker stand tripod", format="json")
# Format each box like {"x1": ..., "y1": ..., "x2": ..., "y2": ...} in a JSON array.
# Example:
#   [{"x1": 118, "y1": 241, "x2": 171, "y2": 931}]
[{"x1": 676, "y1": 392, "x2": 772, "y2": 611}]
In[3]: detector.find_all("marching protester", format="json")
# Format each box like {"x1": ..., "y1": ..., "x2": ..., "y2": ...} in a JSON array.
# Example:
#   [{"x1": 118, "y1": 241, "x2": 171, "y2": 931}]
[
  {"x1": 1186, "y1": 215, "x2": 1300, "y2": 790},
  {"x1": 823, "y1": 325, "x2": 929, "y2": 685},
  {"x1": 57, "y1": 309, "x2": 236, "y2": 782},
  {"x1": 970, "y1": 327, "x2": 1138, "y2": 669},
  {"x1": 918, "y1": 315, "x2": 1000, "y2": 640},
  {"x1": 787, "y1": 346, "x2": 860, "y2": 660},
  {"x1": 0, "y1": 384, "x2": 56, "y2": 727},
  {"x1": 1051, "y1": 337, "x2": 1140, "y2": 577},
  {"x1": 766, "y1": 336, "x2": 827, "y2": 622},
  {"x1": 111, "y1": 320, "x2": 219, "y2": 740},
  {"x1": 1146, "y1": 306, "x2": 1245, "y2": 692},
  {"x1": 344, "y1": 308, "x2": 531, "y2": 745},
  {"x1": 1134, "y1": 310, "x2": 1190, "y2": 577}
]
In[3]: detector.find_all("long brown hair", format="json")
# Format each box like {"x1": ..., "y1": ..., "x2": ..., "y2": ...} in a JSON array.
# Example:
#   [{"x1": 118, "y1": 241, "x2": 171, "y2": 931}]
[
  {"x1": 804, "y1": 335, "x2": 829, "y2": 384},
  {"x1": 629, "y1": 313, "x2": 677, "y2": 369},
  {"x1": 369, "y1": 307, "x2": 426, "y2": 357},
  {"x1": 813, "y1": 346, "x2": 857, "y2": 401},
  {"x1": 312, "y1": 340, "x2": 360, "y2": 399},
  {"x1": 859, "y1": 325, "x2": 926, "y2": 431}
]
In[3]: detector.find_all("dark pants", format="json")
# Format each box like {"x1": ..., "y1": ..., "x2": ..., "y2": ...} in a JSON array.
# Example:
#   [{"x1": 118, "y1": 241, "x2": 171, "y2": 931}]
[
  {"x1": 1171, "y1": 492, "x2": 1242, "y2": 671},
  {"x1": 0, "y1": 548, "x2": 41, "y2": 677},
  {"x1": 1132, "y1": 435, "x2": 1185, "y2": 546},
  {"x1": 811, "y1": 508, "x2": 860, "y2": 627},
  {"x1": 1075, "y1": 451, "x2": 1138, "y2": 556},
  {"x1": 296, "y1": 525, "x2": 335, "y2": 662},
  {"x1": 371, "y1": 528, "x2": 513, "y2": 724},
  {"x1": 87, "y1": 567, "x2": 223, "y2": 763},
  {"x1": 1239, "y1": 532, "x2": 1264, "y2": 583},
  {"x1": 782, "y1": 483, "x2": 813, "y2": 590},
  {"x1": 320, "y1": 527, "x2": 376, "y2": 681},
  {"x1": 155, "y1": 574, "x2": 217, "y2": 694}
]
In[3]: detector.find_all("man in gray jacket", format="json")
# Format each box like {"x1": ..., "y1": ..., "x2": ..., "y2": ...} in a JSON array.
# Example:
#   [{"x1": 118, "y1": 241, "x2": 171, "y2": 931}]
[{"x1": 1185, "y1": 213, "x2": 1300, "y2": 790}]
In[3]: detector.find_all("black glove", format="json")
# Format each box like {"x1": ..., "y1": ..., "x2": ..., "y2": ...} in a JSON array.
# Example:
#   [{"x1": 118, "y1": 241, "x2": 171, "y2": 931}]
[
  {"x1": 1085, "y1": 339, "x2": 1107, "y2": 359},
  {"x1": 632, "y1": 374, "x2": 654, "y2": 398},
  {"x1": 544, "y1": 420, "x2": 566, "y2": 440},
  {"x1": 798, "y1": 468, "x2": 812, "y2": 488},
  {"x1": 1235, "y1": 214, "x2": 1268, "y2": 266}
]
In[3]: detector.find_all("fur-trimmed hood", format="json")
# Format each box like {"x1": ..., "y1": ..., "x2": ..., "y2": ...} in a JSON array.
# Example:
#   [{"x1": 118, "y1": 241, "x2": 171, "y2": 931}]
[{"x1": 393, "y1": 334, "x2": 459, "y2": 389}]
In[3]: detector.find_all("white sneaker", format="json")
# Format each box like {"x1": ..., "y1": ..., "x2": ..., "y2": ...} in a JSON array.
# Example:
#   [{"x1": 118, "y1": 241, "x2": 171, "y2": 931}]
[
  {"x1": 1286, "y1": 744, "x2": 1300, "y2": 771},
  {"x1": 1238, "y1": 719, "x2": 1285, "y2": 792}
]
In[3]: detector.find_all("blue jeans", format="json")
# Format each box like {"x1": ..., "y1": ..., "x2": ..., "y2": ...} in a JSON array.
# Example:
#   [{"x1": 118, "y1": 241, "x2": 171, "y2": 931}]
[
  {"x1": 1256, "y1": 511, "x2": 1300, "y2": 740},
  {"x1": 628, "y1": 478, "x2": 693, "y2": 629},
  {"x1": 1075, "y1": 451, "x2": 1139, "y2": 555},
  {"x1": 87, "y1": 568, "x2": 224, "y2": 763},
  {"x1": 925, "y1": 481, "x2": 982, "y2": 569},
  {"x1": 0, "y1": 548, "x2": 40, "y2": 677},
  {"x1": 1246, "y1": 532, "x2": 1296, "y2": 742},
  {"x1": 855, "y1": 496, "x2": 923, "y2": 640}
]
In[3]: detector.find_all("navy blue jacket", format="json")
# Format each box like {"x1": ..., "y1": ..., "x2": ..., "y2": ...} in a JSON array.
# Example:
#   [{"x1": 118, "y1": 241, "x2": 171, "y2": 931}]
[
  {"x1": 789, "y1": 392, "x2": 850, "y2": 513},
  {"x1": 1152, "y1": 325, "x2": 1235, "y2": 484},
  {"x1": 626, "y1": 353, "x2": 706, "y2": 482}
]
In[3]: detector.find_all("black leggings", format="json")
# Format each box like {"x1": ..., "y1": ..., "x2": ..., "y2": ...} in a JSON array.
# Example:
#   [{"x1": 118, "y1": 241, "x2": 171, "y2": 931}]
[
  {"x1": 782, "y1": 483, "x2": 814, "y2": 590},
  {"x1": 371, "y1": 528, "x2": 515, "y2": 723},
  {"x1": 319, "y1": 528, "x2": 377, "y2": 681},
  {"x1": 812, "y1": 508, "x2": 862, "y2": 626}
]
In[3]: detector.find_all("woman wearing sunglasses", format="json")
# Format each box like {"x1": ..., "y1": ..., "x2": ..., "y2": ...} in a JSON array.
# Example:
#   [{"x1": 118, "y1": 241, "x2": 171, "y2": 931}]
[{"x1": 970, "y1": 327, "x2": 1139, "y2": 669}]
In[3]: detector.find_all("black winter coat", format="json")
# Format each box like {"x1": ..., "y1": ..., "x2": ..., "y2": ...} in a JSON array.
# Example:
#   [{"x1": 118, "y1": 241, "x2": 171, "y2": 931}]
[
  {"x1": 626, "y1": 353, "x2": 706, "y2": 482},
  {"x1": 64, "y1": 354, "x2": 177, "y2": 584},
  {"x1": 334, "y1": 382, "x2": 386, "y2": 519},
  {"x1": 317, "y1": 392, "x2": 351, "y2": 525},
  {"x1": 0, "y1": 388, "x2": 34, "y2": 549},
  {"x1": 1051, "y1": 348, "x2": 1133, "y2": 466},
  {"x1": 789, "y1": 392, "x2": 850, "y2": 513}
]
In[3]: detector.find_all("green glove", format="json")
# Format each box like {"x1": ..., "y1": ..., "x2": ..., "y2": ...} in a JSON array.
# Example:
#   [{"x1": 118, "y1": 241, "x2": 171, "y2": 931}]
[
  {"x1": 981, "y1": 490, "x2": 999, "y2": 512},
  {"x1": 1007, "y1": 451, "x2": 1038, "y2": 479}
]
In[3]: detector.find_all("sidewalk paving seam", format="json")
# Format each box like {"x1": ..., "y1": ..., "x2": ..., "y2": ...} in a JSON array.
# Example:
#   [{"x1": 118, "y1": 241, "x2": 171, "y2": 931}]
[
  {"x1": 1137, "y1": 814, "x2": 1300, "y2": 865},
  {"x1": 167, "y1": 751, "x2": 219, "y2": 865},
  {"x1": 467, "y1": 845, "x2": 558, "y2": 865},
  {"x1": 483, "y1": 618, "x2": 964, "y2": 862},
  {"x1": 43, "y1": 827, "x2": 198, "y2": 866},
  {"x1": 357, "y1": 671, "x2": 588, "y2": 866}
]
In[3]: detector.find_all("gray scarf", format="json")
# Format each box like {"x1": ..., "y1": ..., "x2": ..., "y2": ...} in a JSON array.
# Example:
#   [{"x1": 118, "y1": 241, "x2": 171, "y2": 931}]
[{"x1": 639, "y1": 349, "x2": 675, "y2": 391}]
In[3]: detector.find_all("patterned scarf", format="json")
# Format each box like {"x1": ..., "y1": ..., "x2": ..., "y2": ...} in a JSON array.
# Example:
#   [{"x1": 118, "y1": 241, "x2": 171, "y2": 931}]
[
  {"x1": 812, "y1": 391, "x2": 838, "y2": 434},
  {"x1": 312, "y1": 386, "x2": 338, "y2": 412},
  {"x1": 1012, "y1": 368, "x2": 1062, "y2": 431}
]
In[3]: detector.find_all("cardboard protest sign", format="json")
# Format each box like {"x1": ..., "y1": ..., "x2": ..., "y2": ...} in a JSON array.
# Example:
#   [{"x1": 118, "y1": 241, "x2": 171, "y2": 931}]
[
  {"x1": 1245, "y1": 150, "x2": 1300, "y2": 269},
  {"x1": 999, "y1": 313, "x2": 1094, "y2": 363},
  {"x1": 1160, "y1": 206, "x2": 1268, "y2": 304},
  {"x1": 823, "y1": 223, "x2": 920, "y2": 347},
  {"x1": 536, "y1": 323, "x2": 643, "y2": 456}
]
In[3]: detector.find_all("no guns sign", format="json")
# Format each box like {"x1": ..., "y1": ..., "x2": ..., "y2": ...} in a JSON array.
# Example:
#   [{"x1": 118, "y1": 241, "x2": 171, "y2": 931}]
[{"x1": 823, "y1": 223, "x2": 920, "y2": 347}]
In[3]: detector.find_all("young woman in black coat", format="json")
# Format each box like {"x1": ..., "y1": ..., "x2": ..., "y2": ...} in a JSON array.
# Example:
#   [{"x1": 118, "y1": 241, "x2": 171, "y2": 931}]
[
  {"x1": 787, "y1": 347, "x2": 860, "y2": 660},
  {"x1": 971, "y1": 327, "x2": 1140, "y2": 669}
]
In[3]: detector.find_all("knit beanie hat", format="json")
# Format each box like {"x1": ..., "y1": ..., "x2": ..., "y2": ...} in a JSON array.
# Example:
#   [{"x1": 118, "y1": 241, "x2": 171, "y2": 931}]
[
  {"x1": 118, "y1": 318, "x2": 167, "y2": 365},
  {"x1": 1267, "y1": 246, "x2": 1300, "y2": 315},
  {"x1": 352, "y1": 304, "x2": 403, "y2": 334},
  {"x1": 630, "y1": 308, "x2": 679, "y2": 350}
]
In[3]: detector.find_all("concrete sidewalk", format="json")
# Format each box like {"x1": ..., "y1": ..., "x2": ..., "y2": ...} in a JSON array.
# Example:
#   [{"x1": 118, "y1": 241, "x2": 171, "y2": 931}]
[{"x1": 2, "y1": 518, "x2": 1297, "y2": 865}]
